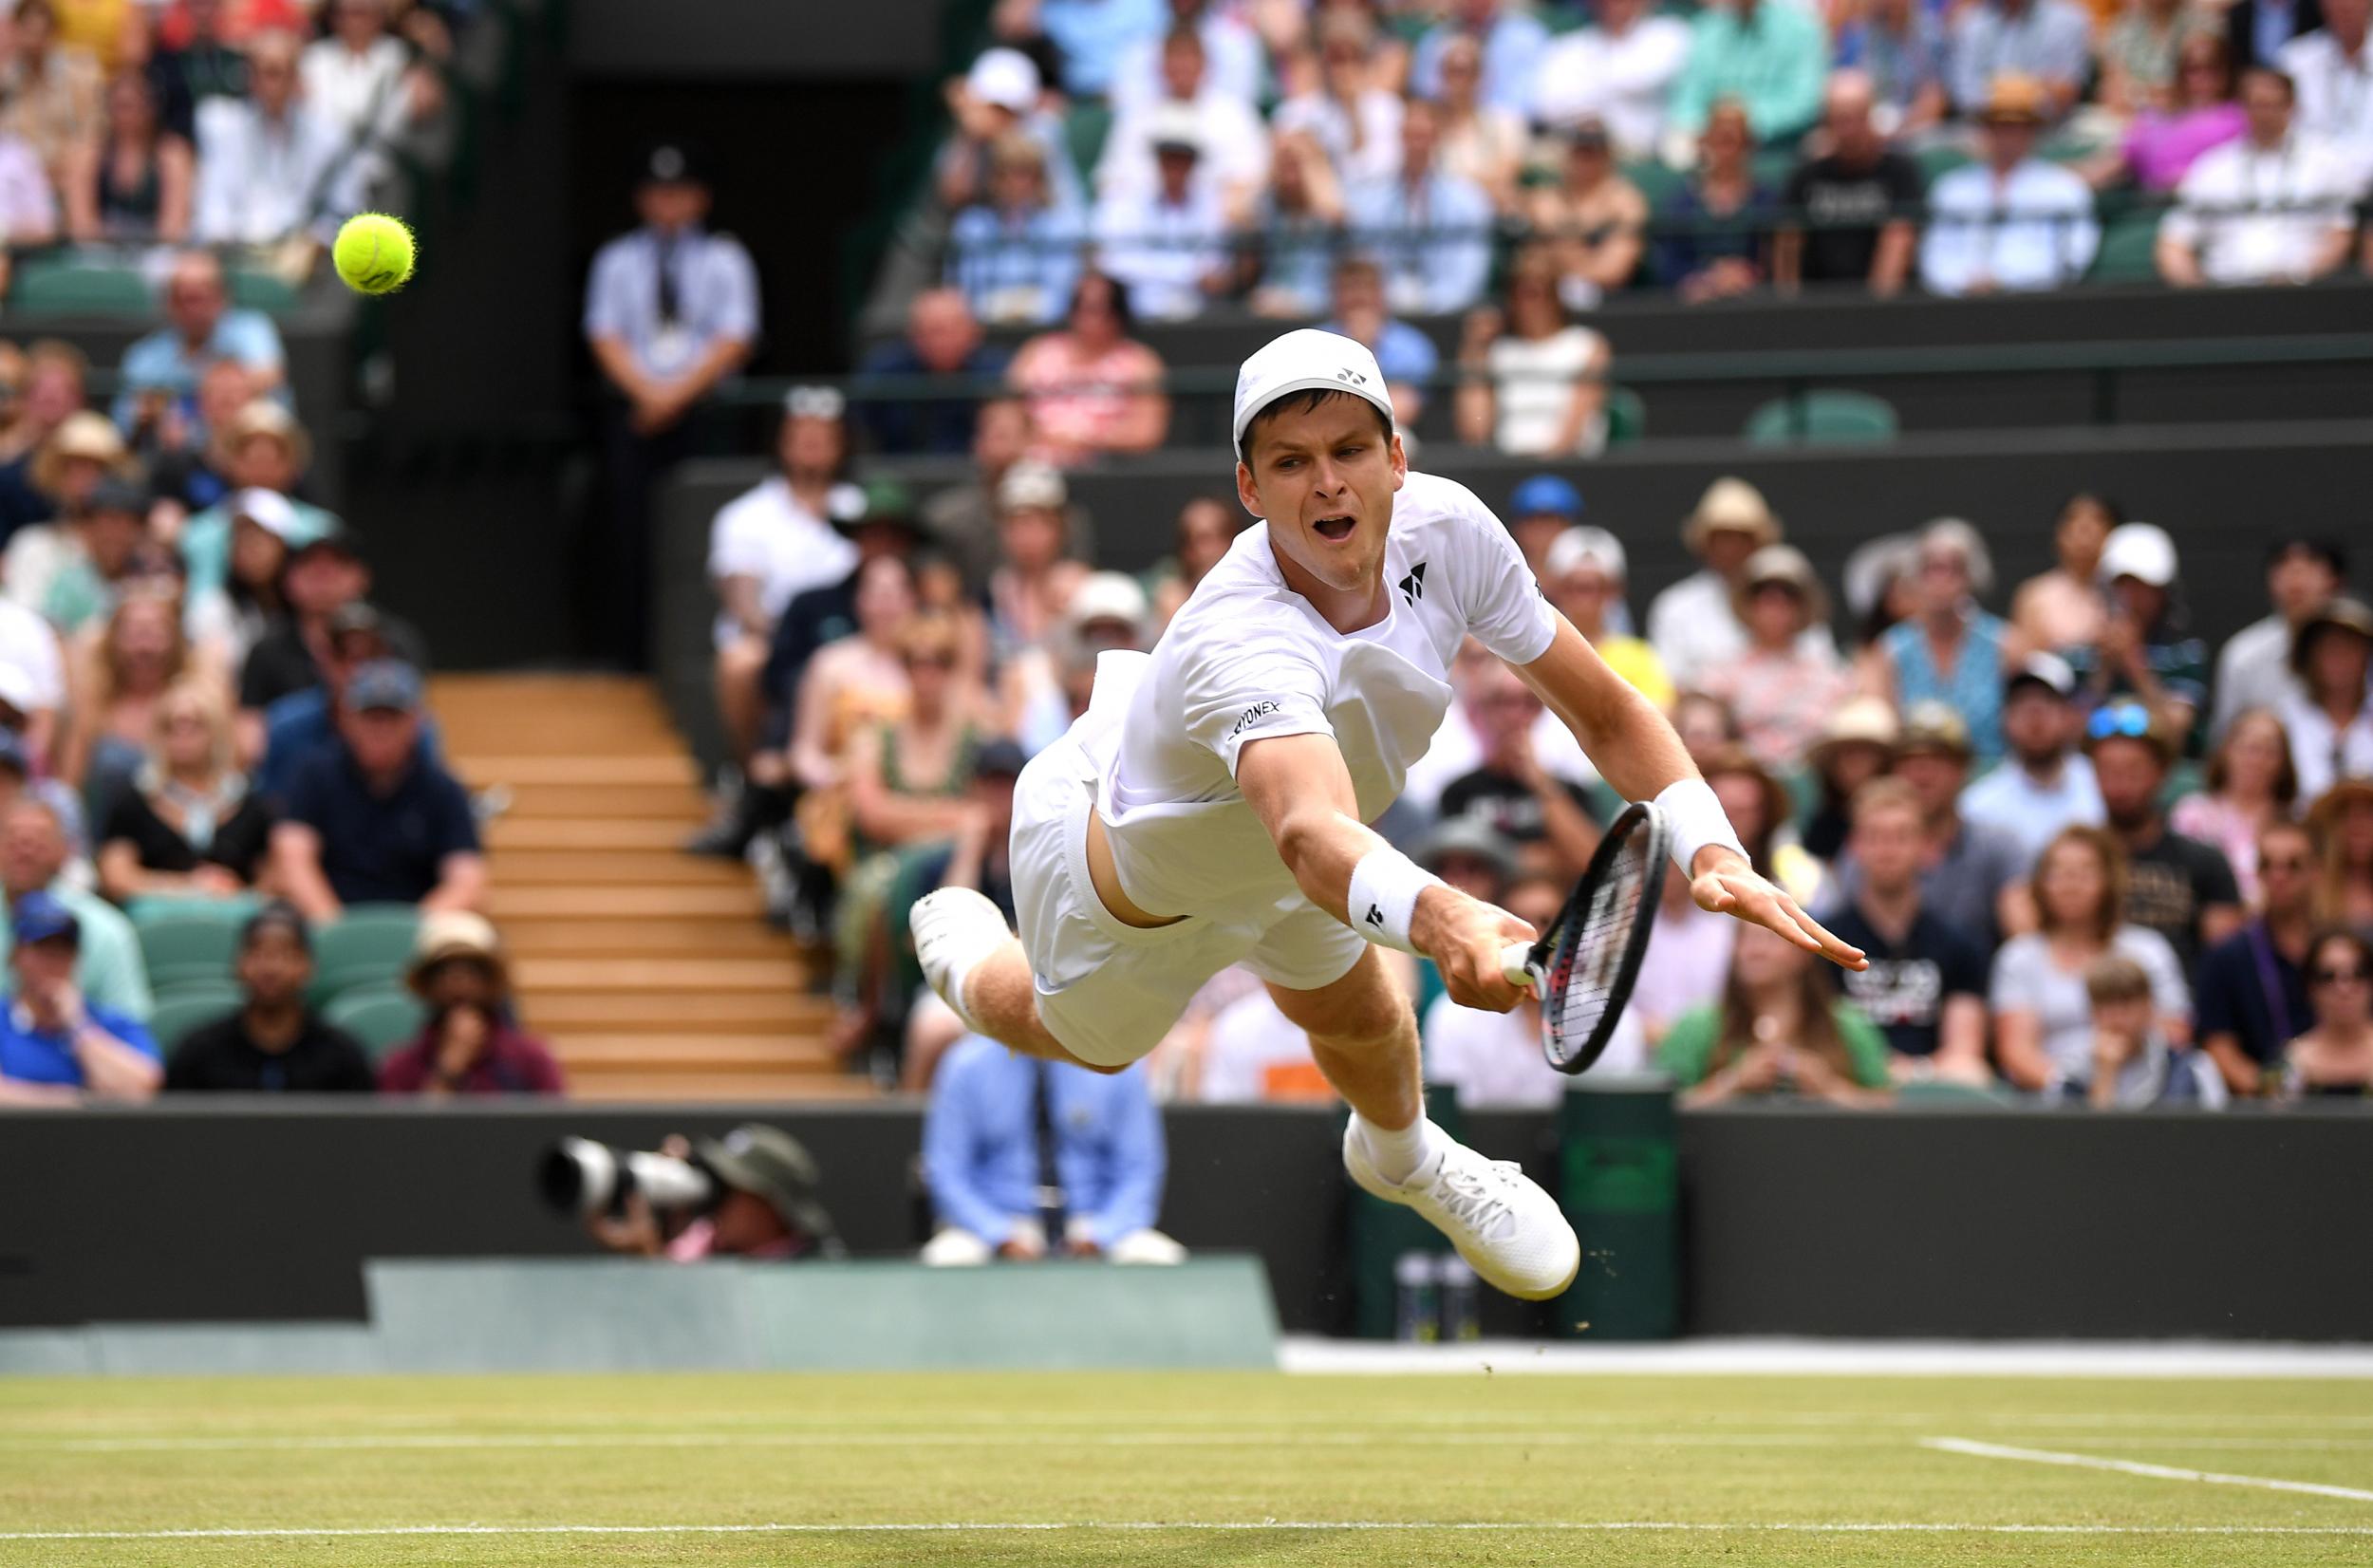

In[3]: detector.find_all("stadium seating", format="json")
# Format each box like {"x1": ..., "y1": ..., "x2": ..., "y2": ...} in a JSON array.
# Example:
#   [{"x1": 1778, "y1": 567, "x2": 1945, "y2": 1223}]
[
  {"x1": 1742, "y1": 389, "x2": 1900, "y2": 446},
  {"x1": 324, "y1": 988, "x2": 427, "y2": 1060},
  {"x1": 135, "y1": 908, "x2": 250, "y2": 995},
  {"x1": 308, "y1": 907, "x2": 423, "y2": 1008},
  {"x1": 146, "y1": 986, "x2": 244, "y2": 1055}
]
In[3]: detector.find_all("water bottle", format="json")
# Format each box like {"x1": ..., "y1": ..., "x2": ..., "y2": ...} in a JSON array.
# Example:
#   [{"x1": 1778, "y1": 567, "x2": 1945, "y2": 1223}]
[
  {"x1": 1436, "y1": 1255, "x2": 1481, "y2": 1342},
  {"x1": 1393, "y1": 1250, "x2": 1440, "y2": 1342}
]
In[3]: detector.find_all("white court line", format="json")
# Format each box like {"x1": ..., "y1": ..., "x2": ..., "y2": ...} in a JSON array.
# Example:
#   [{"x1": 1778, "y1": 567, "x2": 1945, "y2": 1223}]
[
  {"x1": 4, "y1": 1521, "x2": 2373, "y2": 1542},
  {"x1": 14, "y1": 1430, "x2": 1850, "y2": 1453},
  {"x1": 1923, "y1": 1437, "x2": 2373, "y2": 1504},
  {"x1": 1280, "y1": 1335, "x2": 2373, "y2": 1378}
]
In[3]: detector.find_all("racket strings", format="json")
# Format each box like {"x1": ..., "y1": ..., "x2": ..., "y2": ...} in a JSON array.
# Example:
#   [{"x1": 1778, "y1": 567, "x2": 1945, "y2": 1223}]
[{"x1": 1542, "y1": 848, "x2": 1653, "y2": 1059}]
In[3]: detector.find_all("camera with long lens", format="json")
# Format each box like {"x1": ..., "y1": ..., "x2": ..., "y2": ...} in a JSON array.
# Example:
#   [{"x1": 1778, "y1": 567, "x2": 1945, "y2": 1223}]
[{"x1": 537, "y1": 1136, "x2": 719, "y2": 1220}]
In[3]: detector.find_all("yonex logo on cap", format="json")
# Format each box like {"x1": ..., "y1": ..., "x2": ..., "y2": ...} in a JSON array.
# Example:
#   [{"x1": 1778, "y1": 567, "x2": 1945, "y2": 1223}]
[{"x1": 1336, "y1": 367, "x2": 1369, "y2": 385}]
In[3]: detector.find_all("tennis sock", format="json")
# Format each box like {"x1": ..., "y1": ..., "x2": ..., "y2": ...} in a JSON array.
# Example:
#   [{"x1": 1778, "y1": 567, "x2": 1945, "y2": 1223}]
[{"x1": 1354, "y1": 1112, "x2": 1439, "y2": 1186}]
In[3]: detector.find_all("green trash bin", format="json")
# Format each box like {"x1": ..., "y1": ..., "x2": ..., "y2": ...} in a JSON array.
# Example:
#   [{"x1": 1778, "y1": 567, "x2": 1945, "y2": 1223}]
[
  {"x1": 1556, "y1": 1073, "x2": 1680, "y2": 1339},
  {"x1": 1343, "y1": 1085, "x2": 1467, "y2": 1340}
]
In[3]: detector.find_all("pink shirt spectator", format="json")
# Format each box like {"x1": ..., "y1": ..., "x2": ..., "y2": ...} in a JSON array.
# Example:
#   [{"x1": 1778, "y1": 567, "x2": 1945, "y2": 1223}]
[
  {"x1": 2168, "y1": 792, "x2": 2271, "y2": 906},
  {"x1": 2122, "y1": 103, "x2": 2246, "y2": 192},
  {"x1": 1701, "y1": 652, "x2": 1853, "y2": 775},
  {"x1": 664, "y1": 1219, "x2": 801, "y2": 1261},
  {"x1": 0, "y1": 133, "x2": 56, "y2": 241},
  {"x1": 1007, "y1": 332, "x2": 1168, "y2": 463}
]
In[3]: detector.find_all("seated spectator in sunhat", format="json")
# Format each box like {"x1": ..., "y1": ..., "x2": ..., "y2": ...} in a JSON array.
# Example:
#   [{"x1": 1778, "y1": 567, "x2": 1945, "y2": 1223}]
[
  {"x1": 378, "y1": 911, "x2": 563, "y2": 1096},
  {"x1": 1829, "y1": 703, "x2": 2026, "y2": 951},
  {"x1": 1699, "y1": 544, "x2": 1851, "y2": 776},
  {"x1": 177, "y1": 400, "x2": 336, "y2": 605},
  {"x1": 1918, "y1": 75, "x2": 2099, "y2": 296},
  {"x1": 163, "y1": 902, "x2": 375, "y2": 1093},
  {"x1": 0, "y1": 890, "x2": 159, "y2": 1104},
  {"x1": 1647, "y1": 477, "x2": 1832, "y2": 693},
  {"x1": 2276, "y1": 595, "x2": 2373, "y2": 804},
  {"x1": 1800, "y1": 696, "x2": 1898, "y2": 866}
]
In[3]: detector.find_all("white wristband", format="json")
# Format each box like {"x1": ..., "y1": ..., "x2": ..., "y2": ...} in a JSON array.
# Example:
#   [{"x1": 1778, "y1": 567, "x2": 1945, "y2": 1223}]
[
  {"x1": 1346, "y1": 845, "x2": 1445, "y2": 955},
  {"x1": 1656, "y1": 777, "x2": 1749, "y2": 879}
]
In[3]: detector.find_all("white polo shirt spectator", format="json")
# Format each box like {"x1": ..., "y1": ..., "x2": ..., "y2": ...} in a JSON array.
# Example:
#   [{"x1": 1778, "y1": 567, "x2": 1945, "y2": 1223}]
[
  {"x1": 1110, "y1": 5, "x2": 1264, "y2": 121},
  {"x1": 1531, "y1": 0, "x2": 1693, "y2": 158},
  {"x1": 706, "y1": 475, "x2": 861, "y2": 652},
  {"x1": 1095, "y1": 84, "x2": 1269, "y2": 209},
  {"x1": 2279, "y1": 21, "x2": 2373, "y2": 188},
  {"x1": 1093, "y1": 112, "x2": 1233, "y2": 320},
  {"x1": 193, "y1": 32, "x2": 365, "y2": 245},
  {"x1": 2160, "y1": 109, "x2": 2357, "y2": 285}
]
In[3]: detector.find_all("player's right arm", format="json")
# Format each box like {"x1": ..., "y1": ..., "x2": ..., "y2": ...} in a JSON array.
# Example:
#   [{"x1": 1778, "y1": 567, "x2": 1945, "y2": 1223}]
[{"x1": 1236, "y1": 732, "x2": 1533, "y2": 1012}]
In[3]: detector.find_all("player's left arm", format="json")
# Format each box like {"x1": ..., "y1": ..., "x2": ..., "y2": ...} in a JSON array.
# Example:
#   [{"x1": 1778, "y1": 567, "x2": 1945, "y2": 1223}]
[{"x1": 1514, "y1": 613, "x2": 1866, "y2": 971}]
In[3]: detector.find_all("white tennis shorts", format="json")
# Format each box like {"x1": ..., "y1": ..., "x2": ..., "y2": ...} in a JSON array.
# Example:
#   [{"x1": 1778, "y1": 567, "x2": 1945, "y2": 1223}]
[{"x1": 1010, "y1": 654, "x2": 1367, "y2": 1069}]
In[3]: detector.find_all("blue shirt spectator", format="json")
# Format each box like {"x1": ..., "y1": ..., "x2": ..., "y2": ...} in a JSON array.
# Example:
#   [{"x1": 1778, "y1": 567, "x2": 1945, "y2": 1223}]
[
  {"x1": 1945, "y1": 0, "x2": 2096, "y2": 116},
  {"x1": 1411, "y1": 1, "x2": 1553, "y2": 117},
  {"x1": 1836, "y1": 3, "x2": 1950, "y2": 125},
  {"x1": 1322, "y1": 314, "x2": 1438, "y2": 390},
  {"x1": 0, "y1": 890, "x2": 159, "y2": 1101},
  {"x1": 923, "y1": 1036, "x2": 1166, "y2": 1254},
  {"x1": 1038, "y1": 0, "x2": 1168, "y2": 97},
  {"x1": 1348, "y1": 106, "x2": 1496, "y2": 316},
  {"x1": 948, "y1": 202, "x2": 1086, "y2": 329},
  {"x1": 111, "y1": 252, "x2": 287, "y2": 435},
  {"x1": 1671, "y1": 0, "x2": 1830, "y2": 143},
  {"x1": 582, "y1": 218, "x2": 761, "y2": 390},
  {"x1": 260, "y1": 684, "x2": 445, "y2": 805}
]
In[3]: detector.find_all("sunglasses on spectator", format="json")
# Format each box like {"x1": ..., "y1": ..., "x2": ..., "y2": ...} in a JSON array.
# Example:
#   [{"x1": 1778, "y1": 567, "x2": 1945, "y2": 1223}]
[
  {"x1": 2262, "y1": 855, "x2": 2311, "y2": 873},
  {"x1": 2312, "y1": 965, "x2": 2371, "y2": 986},
  {"x1": 2086, "y1": 704, "x2": 2154, "y2": 742},
  {"x1": 784, "y1": 385, "x2": 846, "y2": 421}
]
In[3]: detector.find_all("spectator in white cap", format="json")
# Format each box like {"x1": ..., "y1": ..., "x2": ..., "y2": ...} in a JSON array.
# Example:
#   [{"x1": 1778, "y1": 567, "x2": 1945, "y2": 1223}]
[
  {"x1": 937, "y1": 47, "x2": 1084, "y2": 216},
  {"x1": 1093, "y1": 104, "x2": 1237, "y2": 320},
  {"x1": 1094, "y1": 25, "x2": 1270, "y2": 220},
  {"x1": 1544, "y1": 525, "x2": 1671, "y2": 710},
  {"x1": 1647, "y1": 476, "x2": 1835, "y2": 690},
  {"x1": 2077, "y1": 520, "x2": 2209, "y2": 742},
  {"x1": 1961, "y1": 652, "x2": 2106, "y2": 871},
  {"x1": 988, "y1": 460, "x2": 1090, "y2": 663}
]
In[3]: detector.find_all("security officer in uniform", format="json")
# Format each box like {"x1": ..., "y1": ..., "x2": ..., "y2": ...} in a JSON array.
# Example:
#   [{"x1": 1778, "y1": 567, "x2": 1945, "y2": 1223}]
[{"x1": 582, "y1": 141, "x2": 760, "y2": 667}]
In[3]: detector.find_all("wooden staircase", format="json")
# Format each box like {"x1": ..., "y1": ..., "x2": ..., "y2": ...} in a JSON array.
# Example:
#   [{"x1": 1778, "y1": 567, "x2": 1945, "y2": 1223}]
[{"x1": 433, "y1": 675, "x2": 871, "y2": 1102}]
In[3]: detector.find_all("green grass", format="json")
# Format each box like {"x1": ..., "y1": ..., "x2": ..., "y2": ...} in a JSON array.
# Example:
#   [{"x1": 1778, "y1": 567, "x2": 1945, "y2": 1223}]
[{"x1": 3, "y1": 1372, "x2": 2370, "y2": 1564}]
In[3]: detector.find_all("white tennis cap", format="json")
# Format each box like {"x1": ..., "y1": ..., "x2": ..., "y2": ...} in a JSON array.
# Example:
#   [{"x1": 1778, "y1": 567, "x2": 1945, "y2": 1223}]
[{"x1": 1232, "y1": 328, "x2": 1395, "y2": 452}]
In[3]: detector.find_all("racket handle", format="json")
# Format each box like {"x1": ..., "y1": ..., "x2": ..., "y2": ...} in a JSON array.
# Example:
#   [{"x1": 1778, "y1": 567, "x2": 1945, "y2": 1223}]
[{"x1": 1500, "y1": 943, "x2": 1537, "y2": 992}]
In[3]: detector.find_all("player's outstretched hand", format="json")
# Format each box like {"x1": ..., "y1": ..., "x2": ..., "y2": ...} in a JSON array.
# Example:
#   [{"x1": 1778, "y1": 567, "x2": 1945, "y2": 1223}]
[
  {"x1": 1690, "y1": 860, "x2": 1868, "y2": 972},
  {"x1": 1415, "y1": 886, "x2": 1538, "y2": 1013}
]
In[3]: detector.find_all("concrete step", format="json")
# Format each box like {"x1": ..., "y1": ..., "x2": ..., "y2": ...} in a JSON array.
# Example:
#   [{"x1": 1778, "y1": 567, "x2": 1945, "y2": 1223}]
[
  {"x1": 456, "y1": 756, "x2": 700, "y2": 787},
  {"x1": 551, "y1": 1034, "x2": 840, "y2": 1070},
  {"x1": 491, "y1": 783, "x2": 712, "y2": 821},
  {"x1": 515, "y1": 958, "x2": 801, "y2": 993},
  {"x1": 567, "y1": 1073, "x2": 876, "y2": 1103},
  {"x1": 488, "y1": 885, "x2": 765, "y2": 919},
  {"x1": 486, "y1": 818, "x2": 708, "y2": 851},
  {"x1": 500, "y1": 921, "x2": 805, "y2": 960},
  {"x1": 491, "y1": 849, "x2": 752, "y2": 887},
  {"x1": 520, "y1": 991, "x2": 835, "y2": 1031}
]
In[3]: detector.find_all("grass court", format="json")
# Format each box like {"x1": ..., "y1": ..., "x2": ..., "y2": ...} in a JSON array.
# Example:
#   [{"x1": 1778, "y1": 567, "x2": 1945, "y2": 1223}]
[{"x1": 5, "y1": 1369, "x2": 2370, "y2": 1565}]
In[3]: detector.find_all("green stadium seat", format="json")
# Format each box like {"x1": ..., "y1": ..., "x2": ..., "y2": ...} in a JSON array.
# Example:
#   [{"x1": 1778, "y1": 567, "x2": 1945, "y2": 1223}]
[
  {"x1": 325, "y1": 986, "x2": 427, "y2": 1061},
  {"x1": 1064, "y1": 101, "x2": 1112, "y2": 184},
  {"x1": 309, "y1": 905, "x2": 421, "y2": 1005},
  {"x1": 2088, "y1": 209, "x2": 2165, "y2": 284},
  {"x1": 226, "y1": 270, "x2": 302, "y2": 313},
  {"x1": 1604, "y1": 384, "x2": 1648, "y2": 446},
  {"x1": 1619, "y1": 159, "x2": 1686, "y2": 213},
  {"x1": 1915, "y1": 143, "x2": 1973, "y2": 184},
  {"x1": 1895, "y1": 1079, "x2": 2014, "y2": 1108},
  {"x1": 146, "y1": 987, "x2": 241, "y2": 1056},
  {"x1": 10, "y1": 258, "x2": 154, "y2": 315},
  {"x1": 135, "y1": 907, "x2": 248, "y2": 994},
  {"x1": 1744, "y1": 389, "x2": 1899, "y2": 446}
]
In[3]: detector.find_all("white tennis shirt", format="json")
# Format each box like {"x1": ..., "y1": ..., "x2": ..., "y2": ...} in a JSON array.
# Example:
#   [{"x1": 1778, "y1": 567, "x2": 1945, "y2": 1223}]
[{"x1": 1095, "y1": 471, "x2": 1559, "y2": 923}]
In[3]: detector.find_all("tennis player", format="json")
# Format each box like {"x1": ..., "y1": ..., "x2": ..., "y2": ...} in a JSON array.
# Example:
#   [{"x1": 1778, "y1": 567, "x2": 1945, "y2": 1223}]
[{"x1": 915, "y1": 329, "x2": 1864, "y2": 1298}]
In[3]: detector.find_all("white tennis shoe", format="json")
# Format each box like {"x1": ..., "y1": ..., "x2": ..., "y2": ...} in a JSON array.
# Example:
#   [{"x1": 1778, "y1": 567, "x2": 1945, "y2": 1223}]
[
  {"x1": 910, "y1": 887, "x2": 1012, "y2": 1027},
  {"x1": 1343, "y1": 1121, "x2": 1581, "y2": 1301}
]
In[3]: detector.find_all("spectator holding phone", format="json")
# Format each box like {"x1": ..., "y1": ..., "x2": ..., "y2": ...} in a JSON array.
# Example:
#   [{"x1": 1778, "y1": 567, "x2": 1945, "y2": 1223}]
[{"x1": 377, "y1": 911, "x2": 562, "y2": 1095}]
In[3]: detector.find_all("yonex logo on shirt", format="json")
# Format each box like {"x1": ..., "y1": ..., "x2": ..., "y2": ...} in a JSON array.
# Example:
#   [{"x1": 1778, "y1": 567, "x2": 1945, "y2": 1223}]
[
  {"x1": 1398, "y1": 561, "x2": 1427, "y2": 606},
  {"x1": 1229, "y1": 700, "x2": 1280, "y2": 737}
]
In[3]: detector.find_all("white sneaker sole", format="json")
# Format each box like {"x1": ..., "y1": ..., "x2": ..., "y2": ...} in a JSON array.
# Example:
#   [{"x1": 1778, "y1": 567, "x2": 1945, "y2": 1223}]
[{"x1": 1344, "y1": 1123, "x2": 1581, "y2": 1301}]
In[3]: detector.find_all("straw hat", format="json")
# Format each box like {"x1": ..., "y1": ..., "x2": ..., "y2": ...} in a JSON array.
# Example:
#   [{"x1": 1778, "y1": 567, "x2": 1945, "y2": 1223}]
[
  {"x1": 1807, "y1": 695, "x2": 1899, "y2": 771},
  {"x1": 1977, "y1": 73, "x2": 2049, "y2": 125},
  {"x1": 404, "y1": 910, "x2": 513, "y2": 998},
  {"x1": 1697, "y1": 743, "x2": 1792, "y2": 839},
  {"x1": 30, "y1": 411, "x2": 129, "y2": 495},
  {"x1": 1680, "y1": 477, "x2": 1783, "y2": 554},
  {"x1": 226, "y1": 400, "x2": 313, "y2": 474},
  {"x1": 1732, "y1": 543, "x2": 1831, "y2": 627}
]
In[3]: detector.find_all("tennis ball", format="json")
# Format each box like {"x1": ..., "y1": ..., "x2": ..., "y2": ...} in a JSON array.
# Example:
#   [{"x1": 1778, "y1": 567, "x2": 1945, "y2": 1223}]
[{"x1": 333, "y1": 213, "x2": 416, "y2": 295}]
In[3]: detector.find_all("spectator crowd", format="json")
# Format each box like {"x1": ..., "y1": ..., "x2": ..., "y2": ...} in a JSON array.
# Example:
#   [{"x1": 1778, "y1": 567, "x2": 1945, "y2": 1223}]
[{"x1": 918, "y1": 0, "x2": 2373, "y2": 369}]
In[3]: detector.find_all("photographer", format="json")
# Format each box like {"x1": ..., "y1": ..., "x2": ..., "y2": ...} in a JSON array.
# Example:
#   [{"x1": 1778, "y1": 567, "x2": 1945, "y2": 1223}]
[
  {"x1": 377, "y1": 912, "x2": 563, "y2": 1096},
  {"x1": 584, "y1": 1125, "x2": 841, "y2": 1261}
]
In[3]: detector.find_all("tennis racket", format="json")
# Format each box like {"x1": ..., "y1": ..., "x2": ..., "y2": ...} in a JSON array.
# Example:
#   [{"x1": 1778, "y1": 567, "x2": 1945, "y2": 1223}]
[{"x1": 1499, "y1": 800, "x2": 1672, "y2": 1075}]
